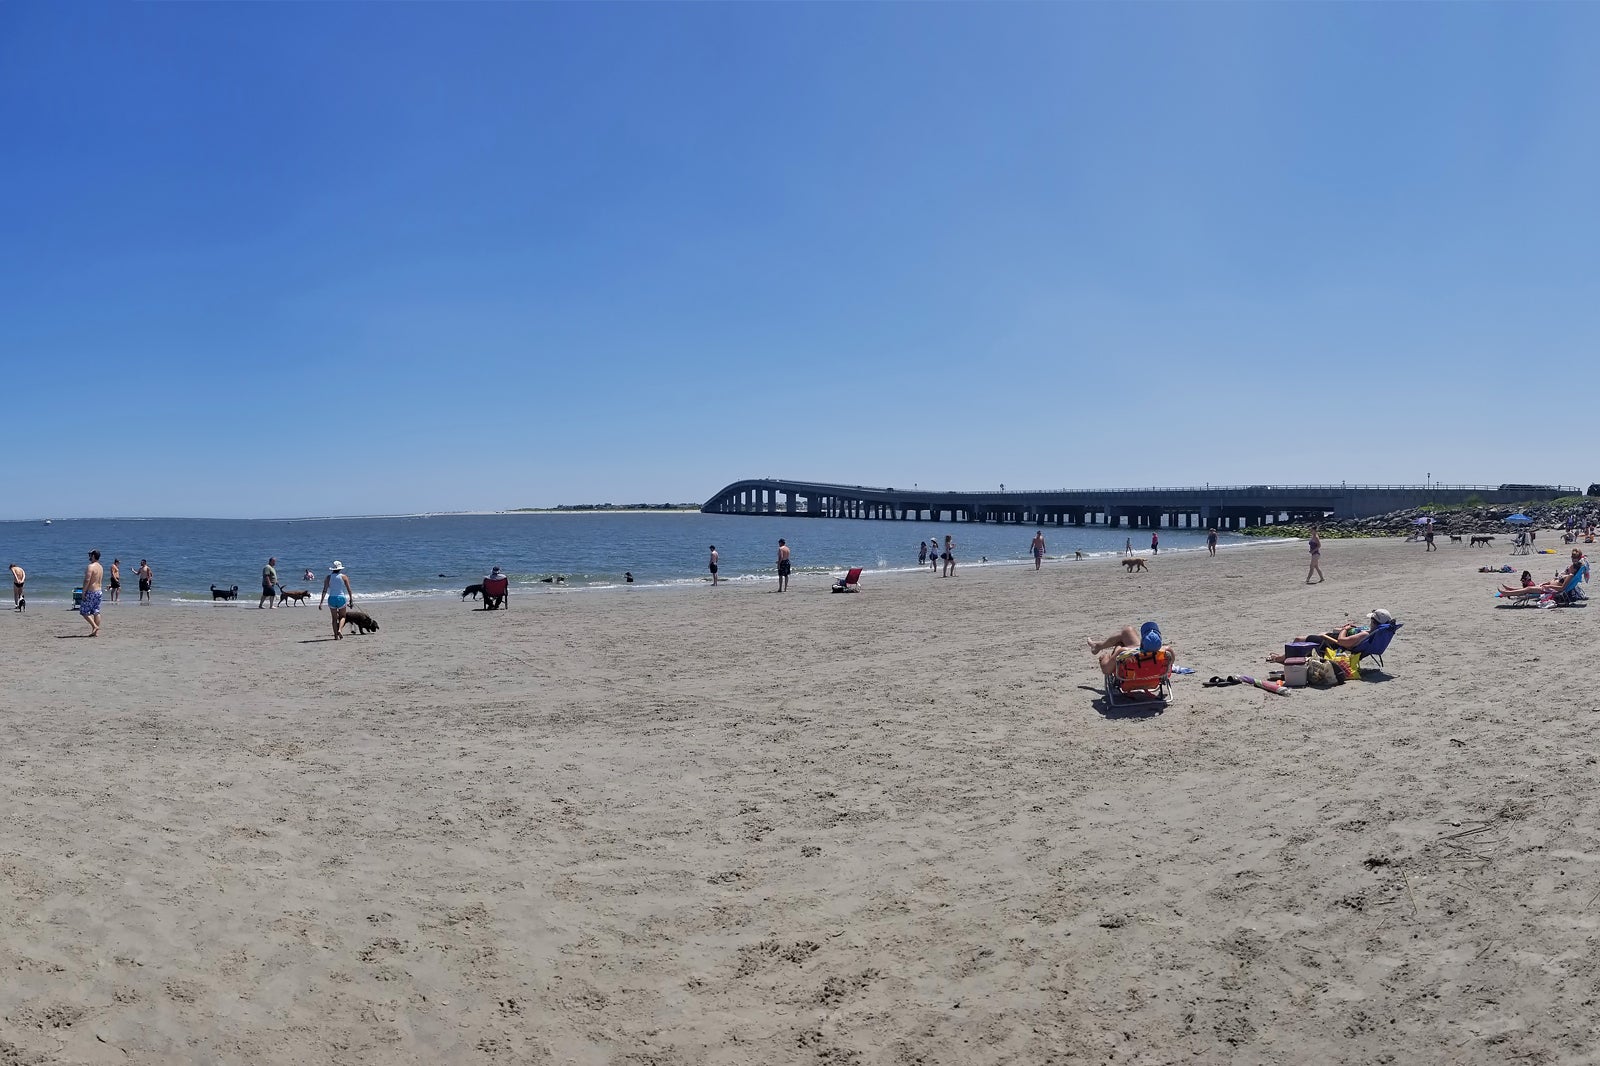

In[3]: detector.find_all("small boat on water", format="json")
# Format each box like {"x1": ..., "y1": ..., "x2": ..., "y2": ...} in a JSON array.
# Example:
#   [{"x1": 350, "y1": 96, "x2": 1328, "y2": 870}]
[{"x1": 43, "y1": 519, "x2": 51, "y2": 525}]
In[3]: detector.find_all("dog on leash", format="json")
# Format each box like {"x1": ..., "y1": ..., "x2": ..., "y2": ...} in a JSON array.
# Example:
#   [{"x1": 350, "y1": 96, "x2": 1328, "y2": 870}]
[
  {"x1": 1122, "y1": 558, "x2": 1149, "y2": 572},
  {"x1": 1470, "y1": 535, "x2": 1495, "y2": 547},
  {"x1": 211, "y1": 584, "x2": 240, "y2": 601},
  {"x1": 277, "y1": 589, "x2": 312, "y2": 605},
  {"x1": 343, "y1": 609, "x2": 380, "y2": 635},
  {"x1": 462, "y1": 584, "x2": 483, "y2": 600}
]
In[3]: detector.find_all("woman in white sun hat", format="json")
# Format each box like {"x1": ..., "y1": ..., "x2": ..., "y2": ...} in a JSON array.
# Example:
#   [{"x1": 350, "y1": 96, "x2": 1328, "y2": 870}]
[{"x1": 318, "y1": 561, "x2": 355, "y2": 640}]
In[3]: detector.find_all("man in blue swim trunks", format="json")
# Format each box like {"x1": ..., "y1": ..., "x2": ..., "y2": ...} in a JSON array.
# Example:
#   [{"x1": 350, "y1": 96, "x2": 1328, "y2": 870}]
[{"x1": 81, "y1": 549, "x2": 104, "y2": 637}]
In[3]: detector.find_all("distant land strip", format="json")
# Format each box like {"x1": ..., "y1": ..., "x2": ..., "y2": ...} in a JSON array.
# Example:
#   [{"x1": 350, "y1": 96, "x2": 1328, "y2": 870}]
[{"x1": 511, "y1": 503, "x2": 702, "y2": 512}]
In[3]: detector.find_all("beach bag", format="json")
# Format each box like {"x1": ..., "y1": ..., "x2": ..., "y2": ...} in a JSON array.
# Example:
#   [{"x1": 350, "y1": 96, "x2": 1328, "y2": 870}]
[
  {"x1": 1324, "y1": 650, "x2": 1359, "y2": 683},
  {"x1": 1305, "y1": 657, "x2": 1337, "y2": 687}
]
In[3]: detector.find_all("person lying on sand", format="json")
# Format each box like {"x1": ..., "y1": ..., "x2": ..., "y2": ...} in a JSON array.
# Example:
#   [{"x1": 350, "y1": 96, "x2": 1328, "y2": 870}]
[{"x1": 1087, "y1": 622, "x2": 1168, "y2": 676}]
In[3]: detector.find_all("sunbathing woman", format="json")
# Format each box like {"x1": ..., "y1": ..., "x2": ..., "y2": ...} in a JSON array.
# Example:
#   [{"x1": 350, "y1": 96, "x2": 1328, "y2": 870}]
[
  {"x1": 1267, "y1": 609, "x2": 1393, "y2": 662},
  {"x1": 1500, "y1": 551, "x2": 1586, "y2": 598}
]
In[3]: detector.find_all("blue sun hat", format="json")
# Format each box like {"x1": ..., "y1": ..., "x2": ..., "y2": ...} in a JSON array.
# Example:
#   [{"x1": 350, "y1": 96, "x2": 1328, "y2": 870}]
[{"x1": 1140, "y1": 621, "x2": 1163, "y2": 651}]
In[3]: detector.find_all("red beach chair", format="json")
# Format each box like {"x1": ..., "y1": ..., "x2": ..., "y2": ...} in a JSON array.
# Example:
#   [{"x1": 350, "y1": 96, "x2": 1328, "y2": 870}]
[
  {"x1": 831, "y1": 568, "x2": 862, "y2": 593},
  {"x1": 481, "y1": 576, "x2": 509, "y2": 610}
]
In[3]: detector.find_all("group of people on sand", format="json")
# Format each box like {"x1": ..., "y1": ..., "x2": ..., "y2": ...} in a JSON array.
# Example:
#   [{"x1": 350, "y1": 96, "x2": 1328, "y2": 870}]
[
  {"x1": 1497, "y1": 548, "x2": 1588, "y2": 600},
  {"x1": 1085, "y1": 606, "x2": 1399, "y2": 682}
]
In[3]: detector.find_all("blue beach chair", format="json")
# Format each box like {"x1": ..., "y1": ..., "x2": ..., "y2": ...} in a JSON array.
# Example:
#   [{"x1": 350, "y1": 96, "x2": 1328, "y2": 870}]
[{"x1": 1349, "y1": 622, "x2": 1402, "y2": 668}]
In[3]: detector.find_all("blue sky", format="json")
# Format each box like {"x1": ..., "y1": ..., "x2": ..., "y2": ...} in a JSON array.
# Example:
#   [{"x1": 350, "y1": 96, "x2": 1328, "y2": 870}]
[{"x1": 3, "y1": 3, "x2": 1596, "y2": 518}]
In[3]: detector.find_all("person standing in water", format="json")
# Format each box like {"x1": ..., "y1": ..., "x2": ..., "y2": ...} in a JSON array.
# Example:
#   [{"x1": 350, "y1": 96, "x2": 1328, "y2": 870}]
[
  {"x1": 136, "y1": 560, "x2": 153, "y2": 603},
  {"x1": 108, "y1": 558, "x2": 121, "y2": 602},
  {"x1": 1031, "y1": 530, "x2": 1046, "y2": 570},
  {"x1": 929, "y1": 532, "x2": 940, "y2": 570},
  {"x1": 708, "y1": 545, "x2": 719, "y2": 587},
  {"x1": 1306, "y1": 526, "x2": 1324, "y2": 584},
  {"x1": 918, "y1": 541, "x2": 927, "y2": 567},
  {"x1": 319, "y1": 561, "x2": 354, "y2": 640},
  {"x1": 1207, "y1": 528, "x2": 1218, "y2": 556},
  {"x1": 776, "y1": 539, "x2": 791, "y2": 592},
  {"x1": 942, "y1": 535, "x2": 956, "y2": 577}
]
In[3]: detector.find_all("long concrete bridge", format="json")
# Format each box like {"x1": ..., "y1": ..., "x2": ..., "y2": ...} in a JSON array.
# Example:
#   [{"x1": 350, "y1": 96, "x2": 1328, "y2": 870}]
[{"x1": 702, "y1": 479, "x2": 1576, "y2": 530}]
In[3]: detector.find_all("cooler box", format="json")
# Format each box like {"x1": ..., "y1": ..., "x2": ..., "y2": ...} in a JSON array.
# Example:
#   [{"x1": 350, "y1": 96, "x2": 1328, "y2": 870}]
[
  {"x1": 72, "y1": 587, "x2": 83, "y2": 606},
  {"x1": 1284, "y1": 657, "x2": 1309, "y2": 688},
  {"x1": 1285, "y1": 641, "x2": 1318, "y2": 661}
]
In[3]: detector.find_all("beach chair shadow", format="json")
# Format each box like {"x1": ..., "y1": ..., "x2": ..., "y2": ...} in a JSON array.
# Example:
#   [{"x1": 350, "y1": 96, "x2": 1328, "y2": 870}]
[{"x1": 1078, "y1": 684, "x2": 1167, "y2": 720}]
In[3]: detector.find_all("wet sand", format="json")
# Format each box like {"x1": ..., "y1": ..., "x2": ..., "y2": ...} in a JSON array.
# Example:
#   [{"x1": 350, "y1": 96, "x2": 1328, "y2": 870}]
[{"x1": 1, "y1": 536, "x2": 1595, "y2": 1064}]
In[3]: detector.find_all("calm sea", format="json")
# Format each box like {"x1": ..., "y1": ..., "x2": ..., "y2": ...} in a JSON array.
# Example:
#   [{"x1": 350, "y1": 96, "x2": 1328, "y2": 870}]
[{"x1": 0, "y1": 514, "x2": 1274, "y2": 604}]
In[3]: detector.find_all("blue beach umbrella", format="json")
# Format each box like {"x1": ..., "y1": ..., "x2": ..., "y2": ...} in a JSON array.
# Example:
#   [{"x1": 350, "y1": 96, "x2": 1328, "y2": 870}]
[{"x1": 1505, "y1": 514, "x2": 1534, "y2": 524}]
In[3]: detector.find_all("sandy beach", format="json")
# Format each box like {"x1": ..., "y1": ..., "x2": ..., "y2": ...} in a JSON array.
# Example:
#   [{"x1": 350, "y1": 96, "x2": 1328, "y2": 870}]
[{"x1": 1, "y1": 536, "x2": 1595, "y2": 1064}]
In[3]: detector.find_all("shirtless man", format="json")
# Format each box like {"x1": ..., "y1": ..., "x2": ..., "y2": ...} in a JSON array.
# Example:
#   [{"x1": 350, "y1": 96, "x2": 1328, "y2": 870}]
[
  {"x1": 81, "y1": 549, "x2": 104, "y2": 636},
  {"x1": 136, "y1": 559, "x2": 153, "y2": 604},
  {"x1": 708, "y1": 545, "x2": 719, "y2": 587},
  {"x1": 776, "y1": 539, "x2": 791, "y2": 592},
  {"x1": 108, "y1": 558, "x2": 122, "y2": 602},
  {"x1": 1031, "y1": 530, "x2": 1046, "y2": 571},
  {"x1": 9, "y1": 562, "x2": 23, "y2": 608}
]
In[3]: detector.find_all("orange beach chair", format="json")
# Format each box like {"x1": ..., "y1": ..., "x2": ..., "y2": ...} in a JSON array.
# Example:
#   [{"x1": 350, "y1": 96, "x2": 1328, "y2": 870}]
[{"x1": 1106, "y1": 648, "x2": 1174, "y2": 707}]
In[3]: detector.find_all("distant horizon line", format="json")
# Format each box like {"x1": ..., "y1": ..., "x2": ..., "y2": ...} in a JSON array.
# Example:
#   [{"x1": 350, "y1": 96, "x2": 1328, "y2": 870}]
[{"x1": 0, "y1": 505, "x2": 710, "y2": 523}]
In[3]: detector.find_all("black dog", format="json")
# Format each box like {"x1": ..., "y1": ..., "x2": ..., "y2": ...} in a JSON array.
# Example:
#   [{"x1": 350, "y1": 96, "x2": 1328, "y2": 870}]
[
  {"x1": 1470, "y1": 535, "x2": 1495, "y2": 548},
  {"x1": 343, "y1": 609, "x2": 380, "y2": 635},
  {"x1": 1447, "y1": 534, "x2": 1463, "y2": 544},
  {"x1": 211, "y1": 584, "x2": 239, "y2": 601},
  {"x1": 462, "y1": 584, "x2": 483, "y2": 600}
]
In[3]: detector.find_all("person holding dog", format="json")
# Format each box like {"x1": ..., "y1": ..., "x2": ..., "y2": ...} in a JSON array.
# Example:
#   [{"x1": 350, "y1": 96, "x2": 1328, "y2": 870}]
[
  {"x1": 319, "y1": 561, "x2": 354, "y2": 640},
  {"x1": 259, "y1": 556, "x2": 279, "y2": 609},
  {"x1": 9, "y1": 562, "x2": 23, "y2": 609}
]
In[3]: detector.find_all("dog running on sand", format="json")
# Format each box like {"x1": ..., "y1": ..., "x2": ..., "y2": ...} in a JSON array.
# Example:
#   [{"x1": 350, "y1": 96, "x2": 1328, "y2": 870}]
[
  {"x1": 1122, "y1": 558, "x2": 1149, "y2": 572},
  {"x1": 277, "y1": 589, "x2": 312, "y2": 606},
  {"x1": 1470, "y1": 535, "x2": 1495, "y2": 548}
]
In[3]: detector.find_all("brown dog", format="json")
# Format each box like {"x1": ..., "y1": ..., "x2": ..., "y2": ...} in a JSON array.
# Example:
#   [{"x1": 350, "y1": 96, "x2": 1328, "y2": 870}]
[
  {"x1": 1122, "y1": 558, "x2": 1149, "y2": 572},
  {"x1": 277, "y1": 589, "x2": 312, "y2": 605}
]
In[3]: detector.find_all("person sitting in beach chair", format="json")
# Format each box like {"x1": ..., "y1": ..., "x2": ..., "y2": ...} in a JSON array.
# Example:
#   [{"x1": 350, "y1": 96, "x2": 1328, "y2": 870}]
[
  {"x1": 480, "y1": 568, "x2": 510, "y2": 610},
  {"x1": 1511, "y1": 531, "x2": 1531, "y2": 555},
  {"x1": 1499, "y1": 551, "x2": 1588, "y2": 606},
  {"x1": 1270, "y1": 609, "x2": 1401, "y2": 665},
  {"x1": 1087, "y1": 622, "x2": 1175, "y2": 706},
  {"x1": 831, "y1": 567, "x2": 862, "y2": 593}
]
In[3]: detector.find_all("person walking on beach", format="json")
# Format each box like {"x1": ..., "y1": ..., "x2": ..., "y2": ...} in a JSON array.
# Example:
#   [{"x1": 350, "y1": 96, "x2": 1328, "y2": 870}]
[
  {"x1": 942, "y1": 535, "x2": 956, "y2": 577},
  {"x1": 1424, "y1": 522, "x2": 1436, "y2": 551},
  {"x1": 80, "y1": 550, "x2": 104, "y2": 637},
  {"x1": 918, "y1": 541, "x2": 927, "y2": 567},
  {"x1": 1207, "y1": 528, "x2": 1218, "y2": 556},
  {"x1": 1031, "y1": 530, "x2": 1046, "y2": 570},
  {"x1": 108, "y1": 558, "x2": 121, "y2": 602},
  {"x1": 259, "y1": 556, "x2": 279, "y2": 609},
  {"x1": 1124, "y1": 537, "x2": 1132, "y2": 557},
  {"x1": 1306, "y1": 526, "x2": 1324, "y2": 584},
  {"x1": 708, "y1": 545, "x2": 719, "y2": 586},
  {"x1": 1151, "y1": 531, "x2": 1159, "y2": 555},
  {"x1": 929, "y1": 533, "x2": 940, "y2": 570},
  {"x1": 319, "y1": 561, "x2": 354, "y2": 639},
  {"x1": 776, "y1": 539, "x2": 791, "y2": 592},
  {"x1": 9, "y1": 562, "x2": 24, "y2": 609},
  {"x1": 136, "y1": 560, "x2": 153, "y2": 603}
]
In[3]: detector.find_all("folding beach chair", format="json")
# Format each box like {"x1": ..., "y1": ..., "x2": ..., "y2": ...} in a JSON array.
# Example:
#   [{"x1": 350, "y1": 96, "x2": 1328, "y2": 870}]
[
  {"x1": 1511, "y1": 532, "x2": 1531, "y2": 556},
  {"x1": 480, "y1": 576, "x2": 509, "y2": 610},
  {"x1": 1348, "y1": 621, "x2": 1402, "y2": 668},
  {"x1": 831, "y1": 567, "x2": 862, "y2": 593},
  {"x1": 1105, "y1": 648, "x2": 1174, "y2": 708}
]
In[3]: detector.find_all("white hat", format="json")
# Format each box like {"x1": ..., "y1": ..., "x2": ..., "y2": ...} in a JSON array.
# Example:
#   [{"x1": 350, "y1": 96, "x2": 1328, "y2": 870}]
[
  {"x1": 329, "y1": 561, "x2": 344, "y2": 572},
  {"x1": 1368, "y1": 608, "x2": 1393, "y2": 625}
]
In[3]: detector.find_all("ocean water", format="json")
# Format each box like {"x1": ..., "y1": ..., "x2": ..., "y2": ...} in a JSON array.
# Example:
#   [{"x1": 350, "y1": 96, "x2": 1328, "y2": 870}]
[{"x1": 0, "y1": 513, "x2": 1274, "y2": 604}]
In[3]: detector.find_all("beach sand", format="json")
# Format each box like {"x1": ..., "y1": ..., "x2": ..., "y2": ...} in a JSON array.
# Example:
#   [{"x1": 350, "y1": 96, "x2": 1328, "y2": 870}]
[{"x1": 1, "y1": 537, "x2": 1595, "y2": 1064}]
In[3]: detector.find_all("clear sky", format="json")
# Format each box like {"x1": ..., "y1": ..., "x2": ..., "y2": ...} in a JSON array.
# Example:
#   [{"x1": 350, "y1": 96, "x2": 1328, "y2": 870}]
[{"x1": 3, "y1": 3, "x2": 1596, "y2": 518}]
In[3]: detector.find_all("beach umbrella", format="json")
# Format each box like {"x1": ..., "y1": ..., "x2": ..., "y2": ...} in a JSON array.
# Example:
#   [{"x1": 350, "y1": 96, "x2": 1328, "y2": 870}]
[
  {"x1": 1505, "y1": 514, "x2": 1533, "y2": 524},
  {"x1": 1411, "y1": 517, "x2": 1431, "y2": 525}
]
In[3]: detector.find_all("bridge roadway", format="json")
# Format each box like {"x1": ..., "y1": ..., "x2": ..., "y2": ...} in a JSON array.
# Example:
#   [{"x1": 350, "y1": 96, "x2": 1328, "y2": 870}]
[{"x1": 701, "y1": 479, "x2": 1575, "y2": 530}]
